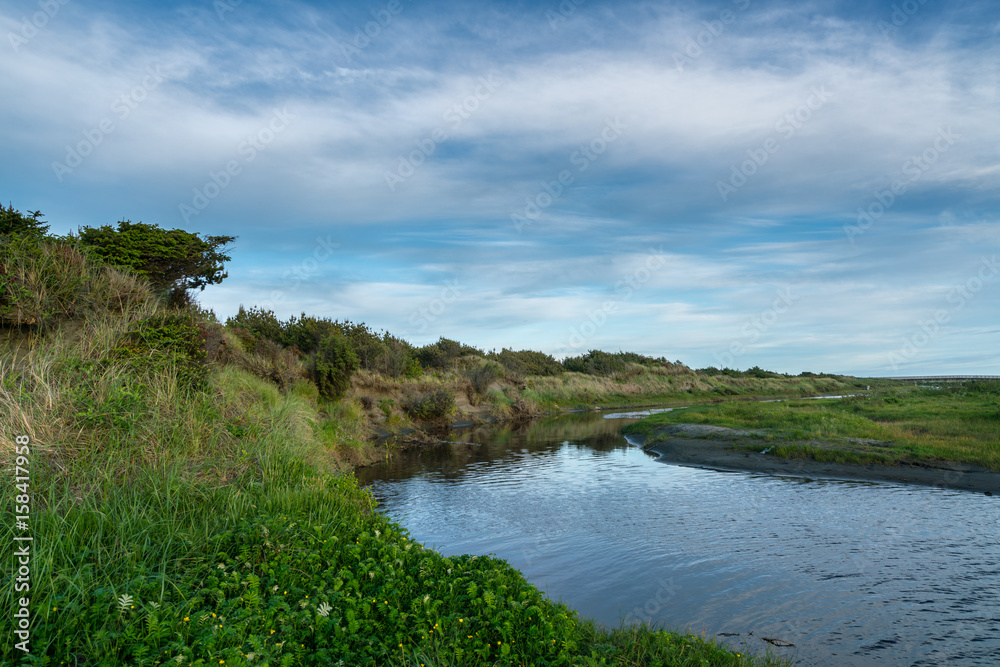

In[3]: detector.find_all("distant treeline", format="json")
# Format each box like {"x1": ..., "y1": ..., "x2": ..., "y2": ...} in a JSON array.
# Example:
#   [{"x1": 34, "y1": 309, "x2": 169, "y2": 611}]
[{"x1": 2, "y1": 202, "x2": 826, "y2": 403}]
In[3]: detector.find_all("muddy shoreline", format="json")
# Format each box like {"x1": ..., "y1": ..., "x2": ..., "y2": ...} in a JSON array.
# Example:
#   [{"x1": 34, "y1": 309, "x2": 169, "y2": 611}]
[{"x1": 626, "y1": 426, "x2": 1000, "y2": 494}]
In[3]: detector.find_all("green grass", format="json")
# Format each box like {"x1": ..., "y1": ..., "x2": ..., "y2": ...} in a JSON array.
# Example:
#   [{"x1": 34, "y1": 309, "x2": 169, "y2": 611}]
[
  {"x1": 623, "y1": 384, "x2": 1000, "y2": 469},
  {"x1": 1, "y1": 242, "x2": 785, "y2": 665}
]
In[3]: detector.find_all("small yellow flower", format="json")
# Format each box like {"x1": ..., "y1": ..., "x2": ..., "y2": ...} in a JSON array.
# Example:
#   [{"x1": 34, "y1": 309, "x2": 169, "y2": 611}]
[
  {"x1": 459, "y1": 619, "x2": 463, "y2": 623},
  {"x1": 184, "y1": 617, "x2": 189, "y2": 622},
  {"x1": 270, "y1": 630, "x2": 275, "y2": 634},
  {"x1": 212, "y1": 613, "x2": 217, "y2": 618}
]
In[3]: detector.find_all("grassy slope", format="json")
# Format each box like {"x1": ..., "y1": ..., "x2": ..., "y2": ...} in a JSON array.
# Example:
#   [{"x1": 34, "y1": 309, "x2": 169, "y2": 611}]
[
  {"x1": 624, "y1": 386, "x2": 1000, "y2": 470},
  {"x1": 0, "y1": 243, "x2": 786, "y2": 665}
]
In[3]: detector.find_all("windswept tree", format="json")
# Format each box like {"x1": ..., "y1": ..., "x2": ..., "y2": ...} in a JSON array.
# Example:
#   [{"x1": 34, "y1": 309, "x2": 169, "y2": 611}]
[{"x1": 76, "y1": 220, "x2": 236, "y2": 303}]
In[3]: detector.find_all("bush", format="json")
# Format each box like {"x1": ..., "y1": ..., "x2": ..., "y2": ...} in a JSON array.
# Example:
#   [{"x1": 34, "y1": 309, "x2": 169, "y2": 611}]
[
  {"x1": 402, "y1": 388, "x2": 454, "y2": 420},
  {"x1": 308, "y1": 332, "x2": 359, "y2": 400},
  {"x1": 114, "y1": 311, "x2": 209, "y2": 390},
  {"x1": 562, "y1": 350, "x2": 629, "y2": 376},
  {"x1": 225, "y1": 306, "x2": 287, "y2": 351},
  {"x1": 415, "y1": 337, "x2": 482, "y2": 370},
  {"x1": 234, "y1": 338, "x2": 307, "y2": 392},
  {"x1": 465, "y1": 361, "x2": 504, "y2": 397},
  {"x1": 488, "y1": 348, "x2": 564, "y2": 377}
]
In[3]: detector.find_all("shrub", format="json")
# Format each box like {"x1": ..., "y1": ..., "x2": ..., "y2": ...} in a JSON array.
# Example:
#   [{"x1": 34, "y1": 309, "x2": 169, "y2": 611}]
[
  {"x1": 235, "y1": 338, "x2": 307, "y2": 392},
  {"x1": 0, "y1": 202, "x2": 49, "y2": 238},
  {"x1": 402, "y1": 388, "x2": 454, "y2": 420},
  {"x1": 114, "y1": 311, "x2": 209, "y2": 390},
  {"x1": 308, "y1": 332, "x2": 359, "y2": 400},
  {"x1": 225, "y1": 306, "x2": 287, "y2": 350},
  {"x1": 562, "y1": 350, "x2": 629, "y2": 376},
  {"x1": 465, "y1": 361, "x2": 504, "y2": 397},
  {"x1": 488, "y1": 348, "x2": 564, "y2": 377},
  {"x1": 415, "y1": 337, "x2": 482, "y2": 370}
]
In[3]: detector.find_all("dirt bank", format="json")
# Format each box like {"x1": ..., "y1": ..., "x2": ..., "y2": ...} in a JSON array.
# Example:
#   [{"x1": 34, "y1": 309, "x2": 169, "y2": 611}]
[{"x1": 627, "y1": 425, "x2": 1000, "y2": 494}]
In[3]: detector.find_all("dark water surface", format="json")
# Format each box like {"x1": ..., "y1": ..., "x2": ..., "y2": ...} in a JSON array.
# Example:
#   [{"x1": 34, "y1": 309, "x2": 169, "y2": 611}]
[{"x1": 355, "y1": 409, "x2": 1000, "y2": 666}]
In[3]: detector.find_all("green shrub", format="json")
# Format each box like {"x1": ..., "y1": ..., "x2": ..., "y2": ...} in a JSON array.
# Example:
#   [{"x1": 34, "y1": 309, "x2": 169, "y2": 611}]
[
  {"x1": 402, "y1": 388, "x2": 455, "y2": 420},
  {"x1": 225, "y1": 306, "x2": 287, "y2": 351},
  {"x1": 488, "y1": 348, "x2": 564, "y2": 377},
  {"x1": 415, "y1": 337, "x2": 482, "y2": 370},
  {"x1": 114, "y1": 311, "x2": 209, "y2": 390},
  {"x1": 309, "y1": 332, "x2": 359, "y2": 400},
  {"x1": 0, "y1": 202, "x2": 49, "y2": 238}
]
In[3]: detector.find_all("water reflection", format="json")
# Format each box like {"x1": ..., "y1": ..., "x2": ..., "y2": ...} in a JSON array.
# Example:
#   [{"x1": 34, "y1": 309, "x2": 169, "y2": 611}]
[{"x1": 356, "y1": 410, "x2": 1000, "y2": 666}]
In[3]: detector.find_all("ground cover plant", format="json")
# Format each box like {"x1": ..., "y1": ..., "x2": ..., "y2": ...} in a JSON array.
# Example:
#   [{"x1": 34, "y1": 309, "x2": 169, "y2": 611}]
[{"x1": 623, "y1": 384, "x2": 1000, "y2": 469}]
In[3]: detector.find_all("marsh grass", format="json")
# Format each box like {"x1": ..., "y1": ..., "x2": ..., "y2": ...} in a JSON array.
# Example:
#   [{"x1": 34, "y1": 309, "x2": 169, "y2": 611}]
[{"x1": 625, "y1": 385, "x2": 1000, "y2": 469}]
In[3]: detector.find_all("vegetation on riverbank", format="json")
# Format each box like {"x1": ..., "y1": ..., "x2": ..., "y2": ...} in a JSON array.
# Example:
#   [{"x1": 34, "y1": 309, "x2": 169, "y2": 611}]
[
  {"x1": 1, "y1": 208, "x2": 794, "y2": 664},
  {"x1": 624, "y1": 384, "x2": 1000, "y2": 470}
]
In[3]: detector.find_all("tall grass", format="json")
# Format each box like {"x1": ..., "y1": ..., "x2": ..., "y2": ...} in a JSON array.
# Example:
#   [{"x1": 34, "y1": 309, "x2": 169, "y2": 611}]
[{"x1": 0, "y1": 239, "x2": 787, "y2": 665}]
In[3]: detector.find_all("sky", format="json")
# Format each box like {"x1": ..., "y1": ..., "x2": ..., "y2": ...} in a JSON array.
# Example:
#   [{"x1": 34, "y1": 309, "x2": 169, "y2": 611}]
[{"x1": 2, "y1": 0, "x2": 998, "y2": 376}]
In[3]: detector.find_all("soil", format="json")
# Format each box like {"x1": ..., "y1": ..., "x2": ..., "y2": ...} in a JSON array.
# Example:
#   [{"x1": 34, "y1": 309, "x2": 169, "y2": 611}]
[{"x1": 626, "y1": 425, "x2": 1000, "y2": 495}]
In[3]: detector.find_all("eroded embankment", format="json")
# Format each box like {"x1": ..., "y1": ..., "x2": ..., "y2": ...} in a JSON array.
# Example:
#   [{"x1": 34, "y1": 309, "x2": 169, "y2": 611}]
[{"x1": 628, "y1": 424, "x2": 1000, "y2": 494}]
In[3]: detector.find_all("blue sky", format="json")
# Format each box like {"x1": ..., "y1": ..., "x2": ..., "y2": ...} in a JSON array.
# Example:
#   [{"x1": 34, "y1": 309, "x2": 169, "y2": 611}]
[{"x1": 2, "y1": 0, "x2": 998, "y2": 376}]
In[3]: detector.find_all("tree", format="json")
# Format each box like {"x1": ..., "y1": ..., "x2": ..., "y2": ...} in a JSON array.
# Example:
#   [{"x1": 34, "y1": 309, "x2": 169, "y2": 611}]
[
  {"x1": 0, "y1": 203, "x2": 49, "y2": 238},
  {"x1": 76, "y1": 220, "x2": 236, "y2": 297},
  {"x1": 309, "y1": 331, "x2": 360, "y2": 400}
]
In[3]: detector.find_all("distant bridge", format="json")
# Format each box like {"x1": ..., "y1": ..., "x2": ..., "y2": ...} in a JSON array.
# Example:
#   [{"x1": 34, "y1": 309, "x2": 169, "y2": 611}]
[{"x1": 874, "y1": 375, "x2": 1000, "y2": 383}]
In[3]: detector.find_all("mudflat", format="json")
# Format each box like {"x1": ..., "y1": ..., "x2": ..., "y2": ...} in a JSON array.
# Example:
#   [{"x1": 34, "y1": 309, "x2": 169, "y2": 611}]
[{"x1": 627, "y1": 424, "x2": 1000, "y2": 494}]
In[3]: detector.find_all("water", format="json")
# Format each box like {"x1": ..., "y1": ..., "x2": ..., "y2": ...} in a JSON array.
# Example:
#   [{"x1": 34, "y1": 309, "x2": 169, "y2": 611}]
[{"x1": 355, "y1": 410, "x2": 1000, "y2": 666}]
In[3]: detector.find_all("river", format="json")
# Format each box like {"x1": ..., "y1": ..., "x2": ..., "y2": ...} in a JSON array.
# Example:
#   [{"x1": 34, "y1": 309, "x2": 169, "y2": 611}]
[{"x1": 354, "y1": 408, "x2": 1000, "y2": 666}]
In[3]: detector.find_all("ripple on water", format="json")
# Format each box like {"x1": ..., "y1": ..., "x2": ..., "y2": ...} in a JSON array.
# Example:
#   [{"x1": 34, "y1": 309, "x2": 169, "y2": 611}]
[{"x1": 360, "y1": 417, "x2": 1000, "y2": 667}]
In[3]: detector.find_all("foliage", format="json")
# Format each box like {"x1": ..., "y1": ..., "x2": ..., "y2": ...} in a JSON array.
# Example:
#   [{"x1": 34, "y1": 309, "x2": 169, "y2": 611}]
[
  {"x1": 309, "y1": 331, "x2": 360, "y2": 400},
  {"x1": 0, "y1": 202, "x2": 49, "y2": 238},
  {"x1": 562, "y1": 350, "x2": 630, "y2": 376},
  {"x1": 465, "y1": 361, "x2": 504, "y2": 398},
  {"x1": 488, "y1": 347, "x2": 564, "y2": 377},
  {"x1": 0, "y1": 235, "x2": 153, "y2": 328},
  {"x1": 226, "y1": 306, "x2": 288, "y2": 352},
  {"x1": 402, "y1": 388, "x2": 455, "y2": 420},
  {"x1": 113, "y1": 311, "x2": 209, "y2": 390},
  {"x1": 699, "y1": 366, "x2": 786, "y2": 379},
  {"x1": 415, "y1": 337, "x2": 482, "y2": 370},
  {"x1": 76, "y1": 219, "x2": 236, "y2": 298}
]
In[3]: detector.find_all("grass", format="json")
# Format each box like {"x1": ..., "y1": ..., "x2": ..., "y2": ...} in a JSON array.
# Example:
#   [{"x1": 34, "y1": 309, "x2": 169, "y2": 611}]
[
  {"x1": 623, "y1": 384, "x2": 1000, "y2": 470},
  {"x1": 1, "y1": 239, "x2": 787, "y2": 665}
]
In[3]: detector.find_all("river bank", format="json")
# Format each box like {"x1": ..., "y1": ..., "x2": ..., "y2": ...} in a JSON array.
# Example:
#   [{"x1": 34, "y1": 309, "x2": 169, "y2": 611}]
[{"x1": 624, "y1": 424, "x2": 1000, "y2": 494}]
